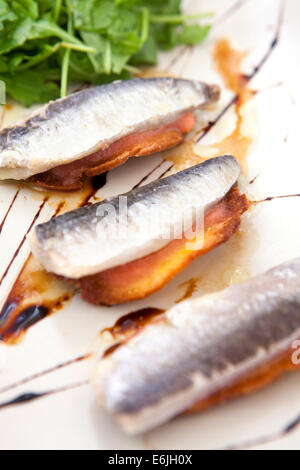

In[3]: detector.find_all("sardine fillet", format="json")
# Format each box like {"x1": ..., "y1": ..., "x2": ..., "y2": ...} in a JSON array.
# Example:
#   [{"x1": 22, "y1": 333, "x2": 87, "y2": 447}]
[
  {"x1": 29, "y1": 156, "x2": 241, "y2": 280},
  {"x1": 0, "y1": 78, "x2": 219, "y2": 181},
  {"x1": 92, "y1": 258, "x2": 300, "y2": 434},
  {"x1": 79, "y1": 186, "x2": 248, "y2": 305},
  {"x1": 29, "y1": 112, "x2": 195, "y2": 191}
]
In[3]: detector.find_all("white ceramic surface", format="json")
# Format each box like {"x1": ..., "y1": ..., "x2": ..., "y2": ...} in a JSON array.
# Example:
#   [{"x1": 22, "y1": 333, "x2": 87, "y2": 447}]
[{"x1": 0, "y1": 0, "x2": 300, "y2": 450}]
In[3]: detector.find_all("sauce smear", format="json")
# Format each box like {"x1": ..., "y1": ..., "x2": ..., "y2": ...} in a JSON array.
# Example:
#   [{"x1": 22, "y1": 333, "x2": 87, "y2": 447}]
[
  {"x1": 101, "y1": 307, "x2": 165, "y2": 358},
  {"x1": 211, "y1": 39, "x2": 255, "y2": 170},
  {"x1": 101, "y1": 307, "x2": 165, "y2": 341},
  {"x1": 0, "y1": 254, "x2": 75, "y2": 343}
]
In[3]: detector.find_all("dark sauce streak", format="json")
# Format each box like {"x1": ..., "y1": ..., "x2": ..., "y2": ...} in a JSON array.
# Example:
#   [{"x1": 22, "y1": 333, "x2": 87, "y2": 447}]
[
  {"x1": 103, "y1": 307, "x2": 164, "y2": 337},
  {"x1": 0, "y1": 301, "x2": 17, "y2": 325},
  {"x1": 0, "y1": 197, "x2": 48, "y2": 287},
  {"x1": 131, "y1": 161, "x2": 165, "y2": 190},
  {"x1": 102, "y1": 342, "x2": 122, "y2": 358},
  {"x1": 0, "y1": 380, "x2": 88, "y2": 411},
  {"x1": 0, "y1": 294, "x2": 71, "y2": 343},
  {"x1": 244, "y1": 6, "x2": 283, "y2": 83},
  {"x1": 0, "y1": 189, "x2": 20, "y2": 234},
  {"x1": 91, "y1": 172, "x2": 108, "y2": 192},
  {"x1": 252, "y1": 194, "x2": 300, "y2": 205},
  {"x1": 224, "y1": 409, "x2": 300, "y2": 450},
  {"x1": 175, "y1": 278, "x2": 198, "y2": 304},
  {"x1": 249, "y1": 174, "x2": 259, "y2": 185},
  {"x1": 0, "y1": 305, "x2": 49, "y2": 342},
  {"x1": 196, "y1": 2, "x2": 284, "y2": 145},
  {"x1": 82, "y1": 172, "x2": 108, "y2": 206},
  {"x1": 243, "y1": 0, "x2": 285, "y2": 82},
  {"x1": 52, "y1": 201, "x2": 65, "y2": 218},
  {"x1": 101, "y1": 308, "x2": 165, "y2": 358},
  {"x1": 159, "y1": 163, "x2": 174, "y2": 179},
  {"x1": 214, "y1": 0, "x2": 250, "y2": 26},
  {"x1": 0, "y1": 392, "x2": 46, "y2": 409},
  {"x1": 195, "y1": 96, "x2": 238, "y2": 143},
  {"x1": 0, "y1": 353, "x2": 90, "y2": 394},
  {"x1": 101, "y1": 307, "x2": 165, "y2": 358}
]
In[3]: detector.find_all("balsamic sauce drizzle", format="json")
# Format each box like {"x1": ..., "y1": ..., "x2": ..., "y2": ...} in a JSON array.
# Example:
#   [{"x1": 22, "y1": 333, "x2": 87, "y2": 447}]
[
  {"x1": 253, "y1": 194, "x2": 300, "y2": 204},
  {"x1": 164, "y1": 0, "x2": 250, "y2": 73},
  {"x1": 249, "y1": 174, "x2": 259, "y2": 185},
  {"x1": 214, "y1": 0, "x2": 250, "y2": 26},
  {"x1": 131, "y1": 161, "x2": 165, "y2": 190},
  {"x1": 101, "y1": 307, "x2": 165, "y2": 358},
  {"x1": 81, "y1": 172, "x2": 108, "y2": 205},
  {"x1": 195, "y1": 96, "x2": 238, "y2": 143},
  {"x1": 0, "y1": 392, "x2": 45, "y2": 409},
  {"x1": 91, "y1": 172, "x2": 108, "y2": 192},
  {"x1": 158, "y1": 162, "x2": 174, "y2": 180},
  {"x1": 102, "y1": 307, "x2": 165, "y2": 339},
  {"x1": 0, "y1": 189, "x2": 20, "y2": 234},
  {"x1": 0, "y1": 354, "x2": 90, "y2": 394},
  {"x1": 0, "y1": 380, "x2": 89, "y2": 411},
  {"x1": 0, "y1": 305, "x2": 49, "y2": 341},
  {"x1": 223, "y1": 409, "x2": 300, "y2": 450},
  {"x1": 0, "y1": 197, "x2": 48, "y2": 287}
]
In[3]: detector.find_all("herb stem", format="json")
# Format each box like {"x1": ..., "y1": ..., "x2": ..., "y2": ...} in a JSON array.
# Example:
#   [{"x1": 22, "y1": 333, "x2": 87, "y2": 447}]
[
  {"x1": 17, "y1": 44, "x2": 61, "y2": 71},
  {"x1": 150, "y1": 13, "x2": 214, "y2": 24},
  {"x1": 60, "y1": 42, "x2": 96, "y2": 53},
  {"x1": 123, "y1": 64, "x2": 140, "y2": 74},
  {"x1": 34, "y1": 21, "x2": 96, "y2": 52},
  {"x1": 60, "y1": 50, "x2": 70, "y2": 98},
  {"x1": 54, "y1": 0, "x2": 62, "y2": 23},
  {"x1": 141, "y1": 8, "x2": 149, "y2": 44},
  {"x1": 104, "y1": 40, "x2": 112, "y2": 75},
  {"x1": 60, "y1": 5, "x2": 73, "y2": 98}
]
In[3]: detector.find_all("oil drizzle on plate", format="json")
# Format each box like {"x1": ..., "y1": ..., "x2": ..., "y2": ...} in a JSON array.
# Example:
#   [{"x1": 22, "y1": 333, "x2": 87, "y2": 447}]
[
  {"x1": 175, "y1": 278, "x2": 199, "y2": 303},
  {"x1": 210, "y1": 39, "x2": 255, "y2": 171}
]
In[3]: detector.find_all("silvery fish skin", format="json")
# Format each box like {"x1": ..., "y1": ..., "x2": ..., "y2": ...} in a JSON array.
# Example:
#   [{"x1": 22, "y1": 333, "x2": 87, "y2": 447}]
[
  {"x1": 29, "y1": 155, "x2": 241, "y2": 279},
  {"x1": 0, "y1": 78, "x2": 219, "y2": 180},
  {"x1": 92, "y1": 257, "x2": 300, "y2": 435}
]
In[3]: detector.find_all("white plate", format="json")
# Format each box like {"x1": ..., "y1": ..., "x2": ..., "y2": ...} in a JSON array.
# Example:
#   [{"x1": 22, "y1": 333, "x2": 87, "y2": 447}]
[{"x1": 0, "y1": 0, "x2": 300, "y2": 450}]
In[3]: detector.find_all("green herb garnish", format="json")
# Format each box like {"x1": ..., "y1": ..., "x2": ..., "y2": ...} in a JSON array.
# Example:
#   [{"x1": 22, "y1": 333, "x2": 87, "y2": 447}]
[{"x1": 0, "y1": 0, "x2": 212, "y2": 106}]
